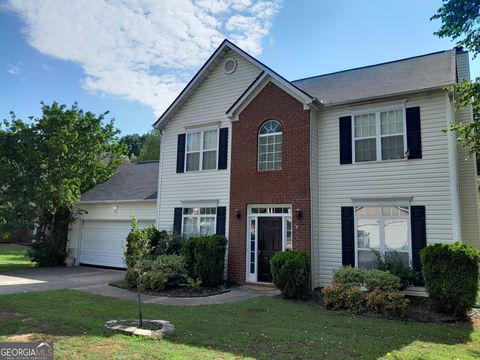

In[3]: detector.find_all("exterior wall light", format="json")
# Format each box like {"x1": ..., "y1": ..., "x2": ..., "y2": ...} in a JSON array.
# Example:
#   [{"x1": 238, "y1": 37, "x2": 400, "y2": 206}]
[
  {"x1": 235, "y1": 209, "x2": 241, "y2": 218},
  {"x1": 295, "y1": 208, "x2": 302, "y2": 220},
  {"x1": 113, "y1": 205, "x2": 118, "y2": 212}
]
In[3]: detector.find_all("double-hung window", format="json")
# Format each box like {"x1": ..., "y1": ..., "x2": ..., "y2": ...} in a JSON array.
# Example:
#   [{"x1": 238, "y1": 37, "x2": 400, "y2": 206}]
[
  {"x1": 182, "y1": 207, "x2": 217, "y2": 237},
  {"x1": 355, "y1": 206, "x2": 410, "y2": 269},
  {"x1": 353, "y1": 109, "x2": 406, "y2": 162},
  {"x1": 186, "y1": 129, "x2": 218, "y2": 171}
]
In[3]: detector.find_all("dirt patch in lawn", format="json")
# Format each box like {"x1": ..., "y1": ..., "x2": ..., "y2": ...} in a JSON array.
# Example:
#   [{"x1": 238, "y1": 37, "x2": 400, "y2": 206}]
[
  {"x1": 0, "y1": 310, "x2": 25, "y2": 322},
  {"x1": 8, "y1": 333, "x2": 58, "y2": 342}
]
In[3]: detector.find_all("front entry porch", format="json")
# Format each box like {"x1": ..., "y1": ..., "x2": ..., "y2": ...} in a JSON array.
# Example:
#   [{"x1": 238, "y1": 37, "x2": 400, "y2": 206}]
[{"x1": 246, "y1": 205, "x2": 292, "y2": 283}]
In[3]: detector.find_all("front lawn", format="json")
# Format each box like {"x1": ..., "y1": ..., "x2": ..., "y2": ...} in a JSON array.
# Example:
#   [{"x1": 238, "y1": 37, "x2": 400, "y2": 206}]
[
  {"x1": 0, "y1": 244, "x2": 36, "y2": 272},
  {"x1": 0, "y1": 290, "x2": 478, "y2": 359}
]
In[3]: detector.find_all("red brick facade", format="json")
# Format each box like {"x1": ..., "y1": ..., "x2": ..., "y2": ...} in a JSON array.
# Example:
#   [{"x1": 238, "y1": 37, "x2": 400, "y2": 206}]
[{"x1": 228, "y1": 82, "x2": 311, "y2": 284}]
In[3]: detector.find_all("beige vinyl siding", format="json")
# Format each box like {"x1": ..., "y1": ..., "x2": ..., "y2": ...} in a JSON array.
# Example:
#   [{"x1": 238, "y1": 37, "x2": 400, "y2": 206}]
[
  {"x1": 455, "y1": 51, "x2": 480, "y2": 249},
  {"x1": 157, "y1": 50, "x2": 262, "y2": 234},
  {"x1": 314, "y1": 91, "x2": 455, "y2": 287},
  {"x1": 67, "y1": 202, "x2": 157, "y2": 264}
]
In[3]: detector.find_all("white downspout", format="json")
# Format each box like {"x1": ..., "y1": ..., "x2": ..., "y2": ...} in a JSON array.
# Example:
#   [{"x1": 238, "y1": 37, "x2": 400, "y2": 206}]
[{"x1": 155, "y1": 129, "x2": 165, "y2": 229}]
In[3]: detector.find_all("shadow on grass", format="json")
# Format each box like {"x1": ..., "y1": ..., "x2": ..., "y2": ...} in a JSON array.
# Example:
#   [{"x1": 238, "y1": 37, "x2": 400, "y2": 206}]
[{"x1": 0, "y1": 289, "x2": 477, "y2": 359}]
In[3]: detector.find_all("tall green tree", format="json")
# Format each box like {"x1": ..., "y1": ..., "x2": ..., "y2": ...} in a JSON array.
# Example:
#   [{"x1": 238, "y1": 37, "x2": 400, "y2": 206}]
[
  {"x1": 0, "y1": 102, "x2": 126, "y2": 264},
  {"x1": 137, "y1": 130, "x2": 161, "y2": 161},
  {"x1": 121, "y1": 133, "x2": 145, "y2": 158},
  {"x1": 432, "y1": 0, "x2": 480, "y2": 155}
]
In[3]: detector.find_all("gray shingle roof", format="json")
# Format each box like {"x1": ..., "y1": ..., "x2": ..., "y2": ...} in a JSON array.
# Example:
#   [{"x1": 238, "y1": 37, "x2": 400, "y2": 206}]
[
  {"x1": 293, "y1": 49, "x2": 457, "y2": 106},
  {"x1": 80, "y1": 161, "x2": 158, "y2": 202}
]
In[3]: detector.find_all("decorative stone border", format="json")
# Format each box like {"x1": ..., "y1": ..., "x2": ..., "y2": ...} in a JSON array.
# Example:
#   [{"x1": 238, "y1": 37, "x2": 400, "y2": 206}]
[{"x1": 105, "y1": 320, "x2": 175, "y2": 339}]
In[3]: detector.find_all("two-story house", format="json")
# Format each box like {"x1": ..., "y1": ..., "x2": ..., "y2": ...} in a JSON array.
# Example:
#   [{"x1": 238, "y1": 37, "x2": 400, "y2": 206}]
[{"x1": 69, "y1": 40, "x2": 479, "y2": 291}]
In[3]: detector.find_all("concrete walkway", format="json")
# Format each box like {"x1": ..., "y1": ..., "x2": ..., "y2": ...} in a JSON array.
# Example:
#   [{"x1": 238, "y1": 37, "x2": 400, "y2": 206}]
[{"x1": 0, "y1": 266, "x2": 279, "y2": 306}]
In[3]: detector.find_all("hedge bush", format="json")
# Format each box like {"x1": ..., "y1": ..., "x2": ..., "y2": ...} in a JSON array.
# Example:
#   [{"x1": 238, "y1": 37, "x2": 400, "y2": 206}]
[
  {"x1": 125, "y1": 255, "x2": 189, "y2": 291},
  {"x1": 333, "y1": 266, "x2": 365, "y2": 287},
  {"x1": 365, "y1": 289, "x2": 410, "y2": 316},
  {"x1": 421, "y1": 242, "x2": 480, "y2": 316},
  {"x1": 363, "y1": 269, "x2": 402, "y2": 291},
  {"x1": 29, "y1": 235, "x2": 66, "y2": 267},
  {"x1": 183, "y1": 235, "x2": 227, "y2": 288},
  {"x1": 270, "y1": 250, "x2": 310, "y2": 299},
  {"x1": 322, "y1": 284, "x2": 365, "y2": 313},
  {"x1": 151, "y1": 230, "x2": 185, "y2": 256},
  {"x1": 375, "y1": 251, "x2": 416, "y2": 290}
]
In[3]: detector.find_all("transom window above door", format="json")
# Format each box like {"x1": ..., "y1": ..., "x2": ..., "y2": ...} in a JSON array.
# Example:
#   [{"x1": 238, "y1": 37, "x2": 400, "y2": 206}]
[
  {"x1": 258, "y1": 120, "x2": 282, "y2": 171},
  {"x1": 186, "y1": 129, "x2": 218, "y2": 171},
  {"x1": 355, "y1": 206, "x2": 410, "y2": 269},
  {"x1": 353, "y1": 109, "x2": 406, "y2": 162}
]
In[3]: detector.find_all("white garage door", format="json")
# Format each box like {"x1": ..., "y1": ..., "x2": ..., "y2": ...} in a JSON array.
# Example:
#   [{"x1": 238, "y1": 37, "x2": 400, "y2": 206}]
[{"x1": 79, "y1": 220, "x2": 154, "y2": 268}]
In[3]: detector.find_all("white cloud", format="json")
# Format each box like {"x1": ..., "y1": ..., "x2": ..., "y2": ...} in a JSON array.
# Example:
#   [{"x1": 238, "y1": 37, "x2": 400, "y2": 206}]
[
  {"x1": 7, "y1": 65, "x2": 21, "y2": 75},
  {"x1": 7, "y1": 0, "x2": 281, "y2": 117}
]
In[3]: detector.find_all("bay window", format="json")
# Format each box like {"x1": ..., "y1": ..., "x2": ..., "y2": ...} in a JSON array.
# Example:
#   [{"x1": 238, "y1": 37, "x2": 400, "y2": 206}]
[
  {"x1": 182, "y1": 207, "x2": 216, "y2": 237},
  {"x1": 355, "y1": 206, "x2": 410, "y2": 269}
]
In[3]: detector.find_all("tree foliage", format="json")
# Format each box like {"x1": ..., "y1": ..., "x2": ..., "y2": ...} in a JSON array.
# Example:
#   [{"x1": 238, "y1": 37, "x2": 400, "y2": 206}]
[
  {"x1": 432, "y1": 0, "x2": 480, "y2": 154},
  {"x1": 120, "y1": 129, "x2": 160, "y2": 161},
  {"x1": 432, "y1": 0, "x2": 480, "y2": 58},
  {"x1": 0, "y1": 102, "x2": 126, "y2": 241}
]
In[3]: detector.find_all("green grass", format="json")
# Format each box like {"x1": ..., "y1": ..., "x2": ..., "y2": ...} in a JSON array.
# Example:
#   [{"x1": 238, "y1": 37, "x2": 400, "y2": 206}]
[
  {"x1": 0, "y1": 244, "x2": 36, "y2": 272},
  {"x1": 0, "y1": 290, "x2": 478, "y2": 359}
]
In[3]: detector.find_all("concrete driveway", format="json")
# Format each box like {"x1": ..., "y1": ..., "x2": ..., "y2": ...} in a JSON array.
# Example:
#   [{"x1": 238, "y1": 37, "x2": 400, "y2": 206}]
[
  {"x1": 0, "y1": 266, "x2": 279, "y2": 305},
  {"x1": 0, "y1": 266, "x2": 125, "y2": 295}
]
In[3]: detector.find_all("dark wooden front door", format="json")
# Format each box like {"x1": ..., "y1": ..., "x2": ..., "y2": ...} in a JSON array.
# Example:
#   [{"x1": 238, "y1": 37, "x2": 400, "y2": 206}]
[{"x1": 258, "y1": 217, "x2": 282, "y2": 282}]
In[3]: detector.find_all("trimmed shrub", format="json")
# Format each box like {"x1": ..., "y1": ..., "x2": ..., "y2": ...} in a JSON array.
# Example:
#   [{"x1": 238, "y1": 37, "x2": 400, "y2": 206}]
[
  {"x1": 29, "y1": 235, "x2": 65, "y2": 267},
  {"x1": 365, "y1": 289, "x2": 410, "y2": 316},
  {"x1": 125, "y1": 255, "x2": 189, "y2": 291},
  {"x1": 375, "y1": 251, "x2": 416, "y2": 290},
  {"x1": 151, "y1": 230, "x2": 185, "y2": 256},
  {"x1": 322, "y1": 284, "x2": 365, "y2": 313},
  {"x1": 270, "y1": 250, "x2": 310, "y2": 299},
  {"x1": 333, "y1": 266, "x2": 365, "y2": 287},
  {"x1": 363, "y1": 269, "x2": 402, "y2": 291},
  {"x1": 183, "y1": 235, "x2": 227, "y2": 288},
  {"x1": 421, "y1": 242, "x2": 480, "y2": 316},
  {"x1": 124, "y1": 218, "x2": 152, "y2": 268}
]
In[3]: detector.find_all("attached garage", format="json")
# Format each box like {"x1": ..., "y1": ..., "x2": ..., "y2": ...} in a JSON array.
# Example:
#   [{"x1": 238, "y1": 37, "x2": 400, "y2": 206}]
[{"x1": 68, "y1": 161, "x2": 158, "y2": 268}]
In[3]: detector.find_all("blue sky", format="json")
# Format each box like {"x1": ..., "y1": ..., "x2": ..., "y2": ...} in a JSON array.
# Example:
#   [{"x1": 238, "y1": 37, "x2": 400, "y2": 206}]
[{"x1": 0, "y1": 0, "x2": 477, "y2": 136}]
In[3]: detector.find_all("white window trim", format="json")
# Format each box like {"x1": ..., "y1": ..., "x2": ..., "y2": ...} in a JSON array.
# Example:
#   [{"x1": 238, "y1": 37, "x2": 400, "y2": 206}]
[
  {"x1": 351, "y1": 107, "x2": 407, "y2": 164},
  {"x1": 181, "y1": 206, "x2": 217, "y2": 237},
  {"x1": 246, "y1": 205, "x2": 292, "y2": 283},
  {"x1": 353, "y1": 205, "x2": 412, "y2": 269},
  {"x1": 185, "y1": 129, "x2": 219, "y2": 172},
  {"x1": 258, "y1": 121, "x2": 283, "y2": 172}
]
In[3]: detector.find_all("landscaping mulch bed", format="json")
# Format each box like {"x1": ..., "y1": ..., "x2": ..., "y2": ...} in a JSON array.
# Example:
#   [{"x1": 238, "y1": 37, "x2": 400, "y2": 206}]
[
  {"x1": 109, "y1": 280, "x2": 230, "y2": 298},
  {"x1": 309, "y1": 289, "x2": 480, "y2": 323}
]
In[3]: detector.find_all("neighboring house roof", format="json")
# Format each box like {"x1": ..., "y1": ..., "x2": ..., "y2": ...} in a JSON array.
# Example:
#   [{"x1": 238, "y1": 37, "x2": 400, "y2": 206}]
[
  {"x1": 153, "y1": 39, "x2": 320, "y2": 130},
  {"x1": 80, "y1": 161, "x2": 158, "y2": 203},
  {"x1": 293, "y1": 49, "x2": 458, "y2": 107}
]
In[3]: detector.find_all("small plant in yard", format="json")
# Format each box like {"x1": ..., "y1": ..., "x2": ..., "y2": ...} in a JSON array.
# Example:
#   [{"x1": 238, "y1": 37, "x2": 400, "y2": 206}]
[
  {"x1": 374, "y1": 251, "x2": 416, "y2": 290},
  {"x1": 322, "y1": 283, "x2": 365, "y2": 313},
  {"x1": 333, "y1": 266, "x2": 365, "y2": 287},
  {"x1": 363, "y1": 269, "x2": 402, "y2": 292},
  {"x1": 421, "y1": 242, "x2": 480, "y2": 316},
  {"x1": 270, "y1": 250, "x2": 310, "y2": 300},
  {"x1": 365, "y1": 289, "x2": 410, "y2": 316}
]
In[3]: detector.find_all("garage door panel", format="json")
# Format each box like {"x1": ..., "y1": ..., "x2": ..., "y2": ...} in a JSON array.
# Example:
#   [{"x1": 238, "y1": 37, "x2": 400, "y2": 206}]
[{"x1": 79, "y1": 220, "x2": 154, "y2": 268}]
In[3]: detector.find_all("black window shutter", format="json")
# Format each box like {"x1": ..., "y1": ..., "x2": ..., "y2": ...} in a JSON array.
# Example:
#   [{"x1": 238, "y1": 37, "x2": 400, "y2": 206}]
[
  {"x1": 341, "y1": 207, "x2": 355, "y2": 266},
  {"x1": 218, "y1": 128, "x2": 228, "y2": 170},
  {"x1": 411, "y1": 205, "x2": 427, "y2": 284},
  {"x1": 173, "y1": 207, "x2": 182, "y2": 234},
  {"x1": 406, "y1": 107, "x2": 422, "y2": 159},
  {"x1": 216, "y1": 206, "x2": 226, "y2": 236},
  {"x1": 176, "y1": 134, "x2": 186, "y2": 173},
  {"x1": 339, "y1": 116, "x2": 352, "y2": 164}
]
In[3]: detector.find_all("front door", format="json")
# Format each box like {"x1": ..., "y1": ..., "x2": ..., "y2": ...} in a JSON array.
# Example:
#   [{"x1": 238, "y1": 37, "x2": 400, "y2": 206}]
[{"x1": 257, "y1": 217, "x2": 282, "y2": 282}]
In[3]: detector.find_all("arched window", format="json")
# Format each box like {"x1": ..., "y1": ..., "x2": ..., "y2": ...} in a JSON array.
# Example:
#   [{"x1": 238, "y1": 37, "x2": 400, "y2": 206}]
[{"x1": 258, "y1": 120, "x2": 282, "y2": 171}]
